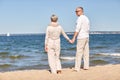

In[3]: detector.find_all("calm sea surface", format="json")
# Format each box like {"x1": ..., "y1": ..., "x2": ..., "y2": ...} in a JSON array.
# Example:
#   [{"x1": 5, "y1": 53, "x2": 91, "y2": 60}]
[{"x1": 0, "y1": 34, "x2": 120, "y2": 72}]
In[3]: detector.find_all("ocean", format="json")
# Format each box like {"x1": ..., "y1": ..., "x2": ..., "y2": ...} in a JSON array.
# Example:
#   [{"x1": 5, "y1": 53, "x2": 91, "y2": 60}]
[{"x1": 0, "y1": 34, "x2": 120, "y2": 72}]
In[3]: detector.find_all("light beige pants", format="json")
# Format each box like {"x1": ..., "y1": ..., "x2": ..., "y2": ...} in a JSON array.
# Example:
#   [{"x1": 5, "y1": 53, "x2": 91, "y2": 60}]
[
  {"x1": 75, "y1": 38, "x2": 89, "y2": 71},
  {"x1": 47, "y1": 38, "x2": 61, "y2": 73}
]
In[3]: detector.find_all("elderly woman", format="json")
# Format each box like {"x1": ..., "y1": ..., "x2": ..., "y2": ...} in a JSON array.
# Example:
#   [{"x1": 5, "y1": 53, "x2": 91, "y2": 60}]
[{"x1": 45, "y1": 14, "x2": 71, "y2": 74}]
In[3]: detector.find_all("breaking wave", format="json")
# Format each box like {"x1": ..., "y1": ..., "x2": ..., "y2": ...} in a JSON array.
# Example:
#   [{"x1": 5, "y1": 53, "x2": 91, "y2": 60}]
[
  {"x1": 97, "y1": 53, "x2": 120, "y2": 56},
  {"x1": 60, "y1": 56, "x2": 75, "y2": 60}
]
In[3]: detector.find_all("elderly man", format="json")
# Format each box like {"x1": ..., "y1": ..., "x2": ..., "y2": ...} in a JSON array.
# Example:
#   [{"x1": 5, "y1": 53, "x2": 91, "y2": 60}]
[{"x1": 71, "y1": 7, "x2": 90, "y2": 71}]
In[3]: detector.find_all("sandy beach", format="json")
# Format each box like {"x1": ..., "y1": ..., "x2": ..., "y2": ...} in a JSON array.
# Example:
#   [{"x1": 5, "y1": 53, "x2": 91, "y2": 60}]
[{"x1": 0, "y1": 64, "x2": 120, "y2": 80}]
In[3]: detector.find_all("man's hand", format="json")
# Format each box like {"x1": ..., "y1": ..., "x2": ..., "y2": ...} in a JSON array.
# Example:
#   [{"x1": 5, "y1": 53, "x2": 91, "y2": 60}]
[{"x1": 71, "y1": 38, "x2": 75, "y2": 44}]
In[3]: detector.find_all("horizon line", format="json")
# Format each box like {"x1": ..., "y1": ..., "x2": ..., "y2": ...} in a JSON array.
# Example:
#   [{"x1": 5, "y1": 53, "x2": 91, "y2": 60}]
[{"x1": 0, "y1": 31, "x2": 120, "y2": 36}]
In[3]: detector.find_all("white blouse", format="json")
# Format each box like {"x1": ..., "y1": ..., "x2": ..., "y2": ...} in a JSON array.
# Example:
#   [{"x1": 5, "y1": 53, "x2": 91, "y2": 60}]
[{"x1": 45, "y1": 25, "x2": 69, "y2": 46}]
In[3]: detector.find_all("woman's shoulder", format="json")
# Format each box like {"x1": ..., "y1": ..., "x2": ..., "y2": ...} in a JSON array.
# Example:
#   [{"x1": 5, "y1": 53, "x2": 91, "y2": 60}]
[
  {"x1": 57, "y1": 25, "x2": 62, "y2": 28},
  {"x1": 47, "y1": 24, "x2": 62, "y2": 30}
]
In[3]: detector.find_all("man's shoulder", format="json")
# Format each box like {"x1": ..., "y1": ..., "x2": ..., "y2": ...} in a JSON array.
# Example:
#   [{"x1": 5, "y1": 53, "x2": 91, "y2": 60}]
[
  {"x1": 77, "y1": 15, "x2": 87, "y2": 21},
  {"x1": 81, "y1": 15, "x2": 89, "y2": 21},
  {"x1": 80, "y1": 15, "x2": 88, "y2": 18}
]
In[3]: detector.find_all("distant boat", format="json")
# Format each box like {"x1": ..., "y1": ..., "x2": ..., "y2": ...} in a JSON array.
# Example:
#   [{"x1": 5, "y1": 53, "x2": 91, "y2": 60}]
[{"x1": 7, "y1": 33, "x2": 10, "y2": 36}]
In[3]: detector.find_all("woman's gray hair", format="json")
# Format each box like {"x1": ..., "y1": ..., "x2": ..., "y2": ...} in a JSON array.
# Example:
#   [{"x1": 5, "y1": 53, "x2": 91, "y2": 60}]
[{"x1": 51, "y1": 14, "x2": 58, "y2": 22}]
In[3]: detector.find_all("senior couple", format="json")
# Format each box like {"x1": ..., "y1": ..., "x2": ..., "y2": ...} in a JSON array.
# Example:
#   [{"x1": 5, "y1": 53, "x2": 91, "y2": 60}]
[{"x1": 45, "y1": 7, "x2": 90, "y2": 74}]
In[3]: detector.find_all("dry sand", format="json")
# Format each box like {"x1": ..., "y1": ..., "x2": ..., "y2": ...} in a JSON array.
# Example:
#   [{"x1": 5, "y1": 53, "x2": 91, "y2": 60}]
[{"x1": 0, "y1": 64, "x2": 120, "y2": 80}]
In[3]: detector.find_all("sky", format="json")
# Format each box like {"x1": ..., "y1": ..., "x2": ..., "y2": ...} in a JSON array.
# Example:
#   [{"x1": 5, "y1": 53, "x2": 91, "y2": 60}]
[{"x1": 0, "y1": 0, "x2": 120, "y2": 34}]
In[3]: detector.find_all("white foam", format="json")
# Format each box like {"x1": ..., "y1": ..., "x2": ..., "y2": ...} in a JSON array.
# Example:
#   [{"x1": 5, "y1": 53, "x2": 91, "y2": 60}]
[
  {"x1": 99, "y1": 53, "x2": 120, "y2": 56},
  {"x1": 60, "y1": 56, "x2": 75, "y2": 60}
]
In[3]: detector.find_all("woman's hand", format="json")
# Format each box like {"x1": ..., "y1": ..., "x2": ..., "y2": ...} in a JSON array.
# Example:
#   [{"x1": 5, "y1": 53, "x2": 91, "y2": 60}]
[{"x1": 45, "y1": 46, "x2": 48, "y2": 53}]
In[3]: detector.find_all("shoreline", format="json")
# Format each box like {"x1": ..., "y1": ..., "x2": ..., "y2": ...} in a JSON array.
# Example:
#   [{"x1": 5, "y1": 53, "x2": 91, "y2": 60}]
[{"x1": 0, "y1": 64, "x2": 120, "y2": 80}]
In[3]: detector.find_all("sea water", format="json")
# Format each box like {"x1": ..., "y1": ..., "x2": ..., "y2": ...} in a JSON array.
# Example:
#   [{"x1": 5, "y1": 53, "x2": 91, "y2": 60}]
[{"x1": 0, "y1": 34, "x2": 120, "y2": 72}]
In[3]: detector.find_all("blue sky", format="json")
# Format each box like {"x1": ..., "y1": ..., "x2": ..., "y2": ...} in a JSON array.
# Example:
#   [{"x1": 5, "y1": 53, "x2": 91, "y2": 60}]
[{"x1": 0, "y1": 0, "x2": 120, "y2": 34}]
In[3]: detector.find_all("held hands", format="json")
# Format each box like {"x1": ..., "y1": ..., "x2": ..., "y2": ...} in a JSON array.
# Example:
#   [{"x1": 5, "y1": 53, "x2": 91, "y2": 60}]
[
  {"x1": 68, "y1": 38, "x2": 75, "y2": 44},
  {"x1": 45, "y1": 46, "x2": 48, "y2": 53},
  {"x1": 68, "y1": 39, "x2": 72, "y2": 43}
]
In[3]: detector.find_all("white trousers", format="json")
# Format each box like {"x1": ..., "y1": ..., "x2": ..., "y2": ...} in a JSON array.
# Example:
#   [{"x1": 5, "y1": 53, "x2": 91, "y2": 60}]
[
  {"x1": 75, "y1": 38, "x2": 89, "y2": 71},
  {"x1": 47, "y1": 38, "x2": 62, "y2": 73}
]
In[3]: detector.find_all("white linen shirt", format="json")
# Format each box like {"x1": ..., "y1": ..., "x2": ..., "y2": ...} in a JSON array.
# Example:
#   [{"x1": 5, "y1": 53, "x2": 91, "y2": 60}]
[{"x1": 75, "y1": 15, "x2": 90, "y2": 39}]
